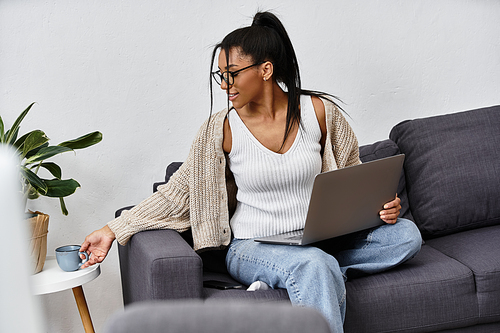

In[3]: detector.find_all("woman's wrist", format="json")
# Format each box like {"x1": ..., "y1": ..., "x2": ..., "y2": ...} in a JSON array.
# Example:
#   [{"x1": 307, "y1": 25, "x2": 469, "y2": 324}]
[{"x1": 102, "y1": 224, "x2": 116, "y2": 240}]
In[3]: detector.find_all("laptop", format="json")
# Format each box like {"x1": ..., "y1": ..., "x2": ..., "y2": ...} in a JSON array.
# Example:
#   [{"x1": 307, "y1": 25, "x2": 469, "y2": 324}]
[{"x1": 254, "y1": 154, "x2": 405, "y2": 246}]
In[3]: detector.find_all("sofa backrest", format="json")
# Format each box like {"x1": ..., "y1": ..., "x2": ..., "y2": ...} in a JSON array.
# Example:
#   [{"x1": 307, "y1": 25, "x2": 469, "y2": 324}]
[{"x1": 389, "y1": 105, "x2": 500, "y2": 239}]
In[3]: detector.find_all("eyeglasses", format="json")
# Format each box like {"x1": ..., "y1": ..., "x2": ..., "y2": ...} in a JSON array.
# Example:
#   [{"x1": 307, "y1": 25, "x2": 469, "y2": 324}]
[{"x1": 211, "y1": 62, "x2": 265, "y2": 86}]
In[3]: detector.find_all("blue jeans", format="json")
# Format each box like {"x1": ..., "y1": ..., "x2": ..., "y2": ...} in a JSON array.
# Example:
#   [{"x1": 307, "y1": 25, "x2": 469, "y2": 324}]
[{"x1": 225, "y1": 218, "x2": 422, "y2": 333}]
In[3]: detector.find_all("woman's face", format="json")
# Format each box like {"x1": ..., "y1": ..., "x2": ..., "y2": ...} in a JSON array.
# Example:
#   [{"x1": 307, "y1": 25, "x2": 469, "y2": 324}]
[{"x1": 217, "y1": 48, "x2": 264, "y2": 110}]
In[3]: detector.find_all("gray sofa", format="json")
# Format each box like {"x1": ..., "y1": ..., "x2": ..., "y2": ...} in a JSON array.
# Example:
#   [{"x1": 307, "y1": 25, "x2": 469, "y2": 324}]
[
  {"x1": 116, "y1": 105, "x2": 500, "y2": 332},
  {"x1": 103, "y1": 300, "x2": 331, "y2": 333}
]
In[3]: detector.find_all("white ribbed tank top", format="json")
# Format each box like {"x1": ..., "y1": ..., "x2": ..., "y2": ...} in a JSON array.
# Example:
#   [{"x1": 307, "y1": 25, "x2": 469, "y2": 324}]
[{"x1": 227, "y1": 95, "x2": 323, "y2": 239}]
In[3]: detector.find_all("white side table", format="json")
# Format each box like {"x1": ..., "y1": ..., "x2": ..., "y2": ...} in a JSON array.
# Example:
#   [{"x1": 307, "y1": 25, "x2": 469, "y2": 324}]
[{"x1": 30, "y1": 256, "x2": 101, "y2": 333}]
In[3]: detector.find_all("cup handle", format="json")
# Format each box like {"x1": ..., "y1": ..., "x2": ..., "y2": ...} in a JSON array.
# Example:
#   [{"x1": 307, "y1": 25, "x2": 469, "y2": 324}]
[{"x1": 79, "y1": 251, "x2": 89, "y2": 267}]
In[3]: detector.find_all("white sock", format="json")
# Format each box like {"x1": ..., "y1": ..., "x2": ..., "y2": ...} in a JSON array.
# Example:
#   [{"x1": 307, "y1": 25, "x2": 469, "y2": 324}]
[{"x1": 246, "y1": 281, "x2": 270, "y2": 291}]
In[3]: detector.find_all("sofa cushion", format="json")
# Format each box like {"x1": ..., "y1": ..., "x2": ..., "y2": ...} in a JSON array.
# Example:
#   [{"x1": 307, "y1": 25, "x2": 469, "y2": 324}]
[
  {"x1": 426, "y1": 225, "x2": 500, "y2": 324},
  {"x1": 359, "y1": 139, "x2": 414, "y2": 222},
  {"x1": 344, "y1": 245, "x2": 478, "y2": 332},
  {"x1": 389, "y1": 106, "x2": 500, "y2": 238},
  {"x1": 203, "y1": 271, "x2": 290, "y2": 302}
]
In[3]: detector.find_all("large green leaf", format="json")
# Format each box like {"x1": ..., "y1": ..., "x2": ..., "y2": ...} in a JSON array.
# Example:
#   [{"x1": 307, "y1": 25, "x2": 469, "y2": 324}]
[
  {"x1": 38, "y1": 162, "x2": 62, "y2": 179},
  {"x1": 13, "y1": 131, "x2": 30, "y2": 150},
  {"x1": 25, "y1": 142, "x2": 48, "y2": 159},
  {"x1": 6, "y1": 126, "x2": 20, "y2": 145},
  {"x1": 25, "y1": 145, "x2": 73, "y2": 164},
  {"x1": 21, "y1": 166, "x2": 48, "y2": 195},
  {"x1": 22, "y1": 130, "x2": 49, "y2": 158},
  {"x1": 44, "y1": 178, "x2": 80, "y2": 198},
  {"x1": 4, "y1": 102, "x2": 36, "y2": 144},
  {"x1": 59, "y1": 131, "x2": 102, "y2": 150}
]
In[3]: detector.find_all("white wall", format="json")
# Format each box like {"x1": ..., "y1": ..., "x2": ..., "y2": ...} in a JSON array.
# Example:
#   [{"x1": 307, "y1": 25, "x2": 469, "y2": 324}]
[{"x1": 1, "y1": 0, "x2": 499, "y2": 331}]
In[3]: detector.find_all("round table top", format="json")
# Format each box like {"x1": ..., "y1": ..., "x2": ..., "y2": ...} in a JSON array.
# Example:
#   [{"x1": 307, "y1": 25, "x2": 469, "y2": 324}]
[{"x1": 30, "y1": 256, "x2": 101, "y2": 295}]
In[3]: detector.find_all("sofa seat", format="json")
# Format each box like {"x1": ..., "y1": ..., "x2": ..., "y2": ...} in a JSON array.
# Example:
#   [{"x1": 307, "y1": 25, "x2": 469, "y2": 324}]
[
  {"x1": 202, "y1": 271, "x2": 290, "y2": 302},
  {"x1": 426, "y1": 225, "x2": 500, "y2": 325},
  {"x1": 343, "y1": 244, "x2": 478, "y2": 332},
  {"x1": 202, "y1": 227, "x2": 500, "y2": 332}
]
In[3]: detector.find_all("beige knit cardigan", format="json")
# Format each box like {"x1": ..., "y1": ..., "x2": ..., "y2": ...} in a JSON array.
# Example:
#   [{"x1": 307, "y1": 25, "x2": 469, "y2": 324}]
[{"x1": 108, "y1": 98, "x2": 361, "y2": 252}]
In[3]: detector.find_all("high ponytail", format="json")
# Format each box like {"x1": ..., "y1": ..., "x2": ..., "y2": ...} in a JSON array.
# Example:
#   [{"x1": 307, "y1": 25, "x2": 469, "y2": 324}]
[{"x1": 250, "y1": 12, "x2": 302, "y2": 148}]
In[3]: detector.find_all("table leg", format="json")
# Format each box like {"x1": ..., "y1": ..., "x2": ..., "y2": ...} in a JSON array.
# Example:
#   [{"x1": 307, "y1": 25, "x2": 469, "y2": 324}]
[{"x1": 72, "y1": 285, "x2": 95, "y2": 333}]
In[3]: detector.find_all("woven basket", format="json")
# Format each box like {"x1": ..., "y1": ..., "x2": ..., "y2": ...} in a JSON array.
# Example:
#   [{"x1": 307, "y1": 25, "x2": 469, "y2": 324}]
[{"x1": 28, "y1": 211, "x2": 49, "y2": 274}]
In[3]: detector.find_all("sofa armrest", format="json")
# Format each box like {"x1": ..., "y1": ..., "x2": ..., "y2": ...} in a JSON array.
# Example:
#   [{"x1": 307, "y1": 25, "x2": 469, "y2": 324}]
[{"x1": 118, "y1": 229, "x2": 203, "y2": 305}]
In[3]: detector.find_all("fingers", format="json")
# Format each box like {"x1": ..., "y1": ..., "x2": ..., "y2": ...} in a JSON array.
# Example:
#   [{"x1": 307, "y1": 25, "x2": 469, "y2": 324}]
[
  {"x1": 80, "y1": 239, "x2": 91, "y2": 261},
  {"x1": 380, "y1": 195, "x2": 401, "y2": 224},
  {"x1": 79, "y1": 231, "x2": 99, "y2": 269},
  {"x1": 80, "y1": 252, "x2": 104, "y2": 269},
  {"x1": 381, "y1": 205, "x2": 401, "y2": 214},
  {"x1": 79, "y1": 226, "x2": 116, "y2": 269},
  {"x1": 383, "y1": 195, "x2": 401, "y2": 210},
  {"x1": 380, "y1": 205, "x2": 401, "y2": 221},
  {"x1": 87, "y1": 254, "x2": 100, "y2": 267},
  {"x1": 380, "y1": 211, "x2": 400, "y2": 224},
  {"x1": 80, "y1": 262, "x2": 91, "y2": 269},
  {"x1": 80, "y1": 239, "x2": 90, "y2": 253}
]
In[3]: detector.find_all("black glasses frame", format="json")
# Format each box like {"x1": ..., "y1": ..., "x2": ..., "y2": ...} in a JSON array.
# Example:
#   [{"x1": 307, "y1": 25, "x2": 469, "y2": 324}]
[{"x1": 211, "y1": 62, "x2": 265, "y2": 86}]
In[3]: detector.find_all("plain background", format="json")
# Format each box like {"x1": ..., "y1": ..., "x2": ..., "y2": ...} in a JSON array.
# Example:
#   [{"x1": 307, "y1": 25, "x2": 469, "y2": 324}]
[{"x1": 1, "y1": 0, "x2": 499, "y2": 331}]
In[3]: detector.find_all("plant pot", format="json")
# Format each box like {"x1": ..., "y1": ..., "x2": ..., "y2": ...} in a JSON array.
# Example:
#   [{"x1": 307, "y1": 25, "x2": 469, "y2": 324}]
[{"x1": 27, "y1": 211, "x2": 49, "y2": 274}]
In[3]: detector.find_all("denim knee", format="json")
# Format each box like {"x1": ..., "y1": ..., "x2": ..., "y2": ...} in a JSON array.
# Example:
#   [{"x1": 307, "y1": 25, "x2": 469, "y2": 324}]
[
  {"x1": 292, "y1": 248, "x2": 340, "y2": 274},
  {"x1": 286, "y1": 248, "x2": 346, "y2": 303},
  {"x1": 397, "y1": 218, "x2": 423, "y2": 259}
]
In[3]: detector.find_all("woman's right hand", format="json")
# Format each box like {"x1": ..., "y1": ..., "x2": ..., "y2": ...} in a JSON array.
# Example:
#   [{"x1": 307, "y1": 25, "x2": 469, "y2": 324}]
[{"x1": 80, "y1": 225, "x2": 116, "y2": 269}]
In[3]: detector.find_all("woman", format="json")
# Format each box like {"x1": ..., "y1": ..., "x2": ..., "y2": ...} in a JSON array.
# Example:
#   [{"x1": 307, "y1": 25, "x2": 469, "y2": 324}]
[{"x1": 81, "y1": 11, "x2": 421, "y2": 332}]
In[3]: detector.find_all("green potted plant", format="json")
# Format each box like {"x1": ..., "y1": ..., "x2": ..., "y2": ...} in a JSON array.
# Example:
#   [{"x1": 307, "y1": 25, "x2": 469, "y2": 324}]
[{"x1": 0, "y1": 102, "x2": 102, "y2": 273}]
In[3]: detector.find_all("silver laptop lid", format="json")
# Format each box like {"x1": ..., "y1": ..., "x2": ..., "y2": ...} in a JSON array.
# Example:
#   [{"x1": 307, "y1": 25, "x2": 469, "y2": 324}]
[{"x1": 300, "y1": 154, "x2": 405, "y2": 245}]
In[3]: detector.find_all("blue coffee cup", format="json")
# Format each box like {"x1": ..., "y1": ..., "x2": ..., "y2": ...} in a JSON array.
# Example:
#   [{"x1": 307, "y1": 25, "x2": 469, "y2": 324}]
[{"x1": 55, "y1": 245, "x2": 89, "y2": 272}]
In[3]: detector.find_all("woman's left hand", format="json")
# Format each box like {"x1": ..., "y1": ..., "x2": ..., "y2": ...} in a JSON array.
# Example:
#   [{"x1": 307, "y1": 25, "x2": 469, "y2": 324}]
[{"x1": 379, "y1": 195, "x2": 401, "y2": 224}]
